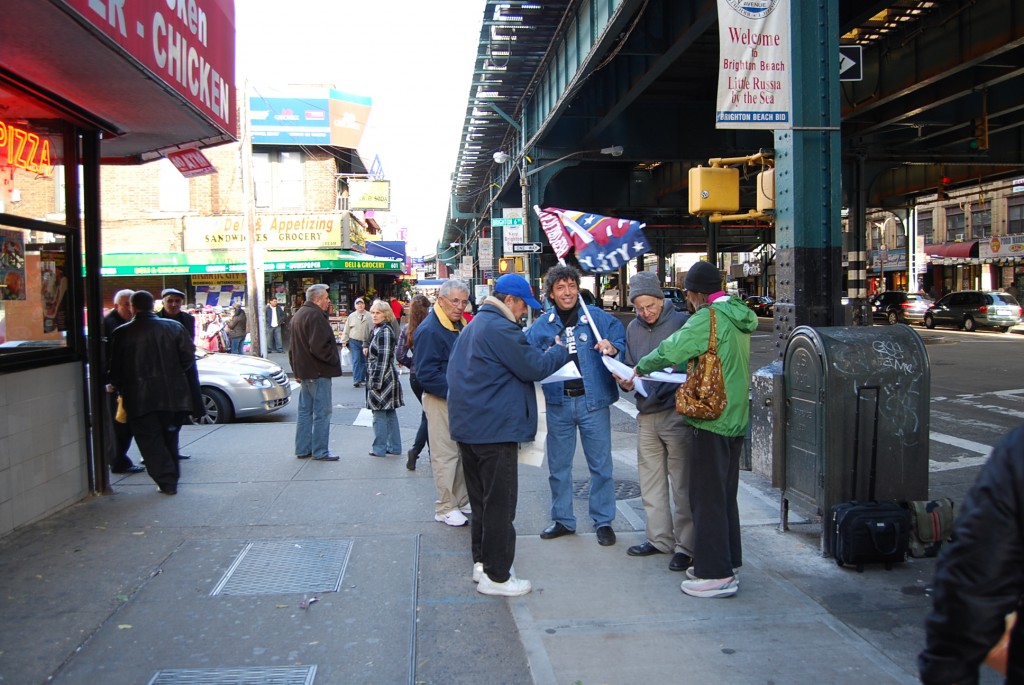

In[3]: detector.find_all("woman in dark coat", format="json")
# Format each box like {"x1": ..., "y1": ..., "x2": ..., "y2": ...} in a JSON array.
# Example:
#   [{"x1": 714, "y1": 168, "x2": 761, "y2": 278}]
[
  {"x1": 366, "y1": 299, "x2": 404, "y2": 457},
  {"x1": 396, "y1": 294, "x2": 431, "y2": 470}
]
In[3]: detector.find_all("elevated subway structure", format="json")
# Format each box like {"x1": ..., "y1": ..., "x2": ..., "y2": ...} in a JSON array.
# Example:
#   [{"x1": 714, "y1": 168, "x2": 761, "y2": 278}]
[{"x1": 443, "y1": 0, "x2": 1024, "y2": 345}]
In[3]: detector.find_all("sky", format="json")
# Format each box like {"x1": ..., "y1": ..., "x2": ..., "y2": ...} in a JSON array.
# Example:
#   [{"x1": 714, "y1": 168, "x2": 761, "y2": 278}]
[{"x1": 234, "y1": 1, "x2": 485, "y2": 256}]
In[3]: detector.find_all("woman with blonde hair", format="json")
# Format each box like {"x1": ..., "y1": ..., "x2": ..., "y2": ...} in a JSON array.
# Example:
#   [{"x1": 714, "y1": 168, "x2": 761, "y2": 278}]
[{"x1": 366, "y1": 299, "x2": 404, "y2": 457}]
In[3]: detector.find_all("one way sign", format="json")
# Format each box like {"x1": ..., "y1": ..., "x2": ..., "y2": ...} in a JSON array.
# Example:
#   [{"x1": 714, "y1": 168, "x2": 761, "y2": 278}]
[
  {"x1": 512, "y1": 242, "x2": 543, "y2": 254},
  {"x1": 839, "y1": 45, "x2": 862, "y2": 82}
]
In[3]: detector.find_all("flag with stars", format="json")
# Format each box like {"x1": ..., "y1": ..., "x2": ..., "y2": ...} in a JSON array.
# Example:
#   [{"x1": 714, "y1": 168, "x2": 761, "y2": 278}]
[{"x1": 535, "y1": 206, "x2": 651, "y2": 273}]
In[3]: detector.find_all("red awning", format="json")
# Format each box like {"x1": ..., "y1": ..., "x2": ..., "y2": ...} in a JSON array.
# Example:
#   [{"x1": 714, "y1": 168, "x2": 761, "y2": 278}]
[
  {"x1": 0, "y1": 0, "x2": 236, "y2": 163},
  {"x1": 926, "y1": 241, "x2": 979, "y2": 259}
]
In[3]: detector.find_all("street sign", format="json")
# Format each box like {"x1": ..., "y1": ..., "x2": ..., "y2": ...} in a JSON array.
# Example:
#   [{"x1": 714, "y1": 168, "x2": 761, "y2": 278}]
[
  {"x1": 492, "y1": 217, "x2": 523, "y2": 227},
  {"x1": 512, "y1": 242, "x2": 543, "y2": 254},
  {"x1": 839, "y1": 45, "x2": 862, "y2": 82}
]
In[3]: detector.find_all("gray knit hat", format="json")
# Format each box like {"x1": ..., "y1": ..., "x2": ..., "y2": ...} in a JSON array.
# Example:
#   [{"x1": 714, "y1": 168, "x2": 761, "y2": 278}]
[
  {"x1": 628, "y1": 271, "x2": 663, "y2": 303},
  {"x1": 684, "y1": 261, "x2": 722, "y2": 294}
]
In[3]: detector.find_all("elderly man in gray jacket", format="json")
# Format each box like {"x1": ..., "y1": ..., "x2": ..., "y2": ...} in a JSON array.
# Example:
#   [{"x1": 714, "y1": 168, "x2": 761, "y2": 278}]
[{"x1": 613, "y1": 271, "x2": 695, "y2": 573}]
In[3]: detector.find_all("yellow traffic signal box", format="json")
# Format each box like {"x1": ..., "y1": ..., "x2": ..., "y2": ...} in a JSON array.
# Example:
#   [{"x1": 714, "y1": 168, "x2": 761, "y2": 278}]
[
  {"x1": 689, "y1": 166, "x2": 739, "y2": 216},
  {"x1": 498, "y1": 256, "x2": 524, "y2": 274}
]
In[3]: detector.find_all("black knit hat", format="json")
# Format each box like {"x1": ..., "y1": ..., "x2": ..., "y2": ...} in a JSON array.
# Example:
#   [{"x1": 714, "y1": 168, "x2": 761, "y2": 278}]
[{"x1": 684, "y1": 261, "x2": 722, "y2": 294}]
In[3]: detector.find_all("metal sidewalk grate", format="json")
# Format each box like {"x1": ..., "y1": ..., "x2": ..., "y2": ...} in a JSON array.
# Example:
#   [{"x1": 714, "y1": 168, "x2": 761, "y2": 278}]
[
  {"x1": 572, "y1": 478, "x2": 642, "y2": 500},
  {"x1": 210, "y1": 539, "x2": 352, "y2": 597},
  {"x1": 148, "y1": 665, "x2": 316, "y2": 684}
]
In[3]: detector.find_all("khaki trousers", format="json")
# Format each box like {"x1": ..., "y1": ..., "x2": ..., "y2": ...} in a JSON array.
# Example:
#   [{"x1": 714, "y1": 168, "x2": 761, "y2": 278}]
[
  {"x1": 423, "y1": 392, "x2": 468, "y2": 515},
  {"x1": 637, "y1": 407, "x2": 695, "y2": 555}
]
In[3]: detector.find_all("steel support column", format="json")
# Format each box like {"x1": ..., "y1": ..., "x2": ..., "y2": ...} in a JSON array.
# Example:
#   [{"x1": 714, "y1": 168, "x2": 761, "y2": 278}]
[{"x1": 772, "y1": 0, "x2": 844, "y2": 358}]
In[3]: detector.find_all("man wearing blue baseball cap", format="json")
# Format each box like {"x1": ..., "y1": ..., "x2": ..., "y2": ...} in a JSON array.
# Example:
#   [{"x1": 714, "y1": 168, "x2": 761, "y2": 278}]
[{"x1": 447, "y1": 274, "x2": 569, "y2": 597}]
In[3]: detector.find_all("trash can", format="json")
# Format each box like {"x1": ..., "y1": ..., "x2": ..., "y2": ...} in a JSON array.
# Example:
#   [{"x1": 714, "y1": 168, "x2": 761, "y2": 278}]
[{"x1": 781, "y1": 325, "x2": 930, "y2": 553}]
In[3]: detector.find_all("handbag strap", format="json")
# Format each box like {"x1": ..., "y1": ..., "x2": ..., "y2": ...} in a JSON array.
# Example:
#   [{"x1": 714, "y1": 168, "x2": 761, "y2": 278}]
[{"x1": 706, "y1": 308, "x2": 718, "y2": 355}]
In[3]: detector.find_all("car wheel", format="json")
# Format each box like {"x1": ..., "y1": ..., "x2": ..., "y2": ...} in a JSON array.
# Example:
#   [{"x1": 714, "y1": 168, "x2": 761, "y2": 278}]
[
  {"x1": 887, "y1": 311, "x2": 899, "y2": 325},
  {"x1": 963, "y1": 316, "x2": 976, "y2": 332},
  {"x1": 924, "y1": 314, "x2": 935, "y2": 329},
  {"x1": 1000, "y1": 326, "x2": 1011, "y2": 333},
  {"x1": 192, "y1": 387, "x2": 233, "y2": 425}
]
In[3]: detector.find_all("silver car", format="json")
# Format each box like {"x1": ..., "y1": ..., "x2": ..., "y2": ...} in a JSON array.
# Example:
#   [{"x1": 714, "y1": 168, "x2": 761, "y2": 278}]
[
  {"x1": 193, "y1": 350, "x2": 292, "y2": 424},
  {"x1": 924, "y1": 290, "x2": 1023, "y2": 332}
]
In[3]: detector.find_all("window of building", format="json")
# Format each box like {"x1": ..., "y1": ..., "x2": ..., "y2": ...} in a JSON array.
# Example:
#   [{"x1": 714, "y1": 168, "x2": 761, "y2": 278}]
[
  {"x1": 158, "y1": 159, "x2": 190, "y2": 212},
  {"x1": 918, "y1": 214, "x2": 933, "y2": 245},
  {"x1": 970, "y1": 205, "x2": 992, "y2": 239},
  {"x1": 0, "y1": 225, "x2": 73, "y2": 355},
  {"x1": 1008, "y1": 198, "x2": 1024, "y2": 235},
  {"x1": 946, "y1": 209, "x2": 966, "y2": 242},
  {"x1": 252, "y1": 150, "x2": 305, "y2": 210}
]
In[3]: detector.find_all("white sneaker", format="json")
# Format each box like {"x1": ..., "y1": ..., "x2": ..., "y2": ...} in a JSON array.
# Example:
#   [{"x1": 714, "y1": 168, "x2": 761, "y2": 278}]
[
  {"x1": 477, "y1": 574, "x2": 532, "y2": 597},
  {"x1": 472, "y1": 562, "x2": 483, "y2": 583},
  {"x1": 459, "y1": 502, "x2": 472, "y2": 514},
  {"x1": 434, "y1": 509, "x2": 469, "y2": 527},
  {"x1": 686, "y1": 567, "x2": 740, "y2": 580},
  {"x1": 680, "y1": 575, "x2": 738, "y2": 598}
]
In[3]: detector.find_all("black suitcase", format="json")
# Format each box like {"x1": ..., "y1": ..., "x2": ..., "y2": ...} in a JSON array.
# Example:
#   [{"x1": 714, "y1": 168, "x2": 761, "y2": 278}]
[{"x1": 829, "y1": 385, "x2": 911, "y2": 571}]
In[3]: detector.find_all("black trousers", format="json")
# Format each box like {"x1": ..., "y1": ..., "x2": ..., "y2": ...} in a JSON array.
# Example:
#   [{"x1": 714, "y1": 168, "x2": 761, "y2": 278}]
[
  {"x1": 409, "y1": 373, "x2": 428, "y2": 455},
  {"x1": 687, "y1": 427, "x2": 743, "y2": 580},
  {"x1": 459, "y1": 441, "x2": 519, "y2": 583},
  {"x1": 129, "y1": 411, "x2": 180, "y2": 491},
  {"x1": 107, "y1": 393, "x2": 135, "y2": 471}
]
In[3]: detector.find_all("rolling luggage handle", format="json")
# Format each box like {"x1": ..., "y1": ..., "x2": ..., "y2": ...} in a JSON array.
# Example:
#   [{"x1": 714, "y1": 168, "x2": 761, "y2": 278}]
[{"x1": 851, "y1": 384, "x2": 881, "y2": 502}]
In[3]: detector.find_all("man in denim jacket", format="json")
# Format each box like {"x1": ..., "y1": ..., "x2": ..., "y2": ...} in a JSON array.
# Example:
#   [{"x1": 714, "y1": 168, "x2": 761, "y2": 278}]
[{"x1": 525, "y1": 265, "x2": 626, "y2": 546}]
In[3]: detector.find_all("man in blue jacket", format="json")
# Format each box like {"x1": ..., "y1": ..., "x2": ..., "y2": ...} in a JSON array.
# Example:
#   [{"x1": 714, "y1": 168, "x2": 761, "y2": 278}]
[
  {"x1": 526, "y1": 265, "x2": 626, "y2": 547},
  {"x1": 414, "y1": 278, "x2": 472, "y2": 526},
  {"x1": 448, "y1": 274, "x2": 569, "y2": 596}
]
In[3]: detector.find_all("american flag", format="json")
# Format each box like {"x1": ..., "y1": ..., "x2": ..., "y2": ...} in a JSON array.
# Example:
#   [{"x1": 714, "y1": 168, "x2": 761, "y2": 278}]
[{"x1": 534, "y1": 206, "x2": 651, "y2": 273}]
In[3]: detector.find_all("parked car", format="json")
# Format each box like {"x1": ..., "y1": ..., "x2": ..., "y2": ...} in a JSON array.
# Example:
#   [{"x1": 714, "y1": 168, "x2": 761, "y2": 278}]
[
  {"x1": 192, "y1": 350, "x2": 292, "y2": 424},
  {"x1": 745, "y1": 295, "x2": 774, "y2": 317},
  {"x1": 602, "y1": 285, "x2": 623, "y2": 310},
  {"x1": 870, "y1": 291, "x2": 933, "y2": 325},
  {"x1": 923, "y1": 290, "x2": 1022, "y2": 332},
  {"x1": 662, "y1": 287, "x2": 687, "y2": 311}
]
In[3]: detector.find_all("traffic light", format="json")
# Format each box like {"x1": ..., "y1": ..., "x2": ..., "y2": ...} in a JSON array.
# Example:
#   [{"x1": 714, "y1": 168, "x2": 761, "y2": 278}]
[
  {"x1": 497, "y1": 256, "x2": 524, "y2": 274},
  {"x1": 937, "y1": 176, "x2": 950, "y2": 201},
  {"x1": 970, "y1": 116, "x2": 989, "y2": 150}
]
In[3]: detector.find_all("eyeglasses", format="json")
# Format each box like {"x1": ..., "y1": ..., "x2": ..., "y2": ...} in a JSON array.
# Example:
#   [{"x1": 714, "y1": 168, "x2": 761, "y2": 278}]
[
  {"x1": 636, "y1": 303, "x2": 660, "y2": 314},
  {"x1": 442, "y1": 296, "x2": 470, "y2": 307}
]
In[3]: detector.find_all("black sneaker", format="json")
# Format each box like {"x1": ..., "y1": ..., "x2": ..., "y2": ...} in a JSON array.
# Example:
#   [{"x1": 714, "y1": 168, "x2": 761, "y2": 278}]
[{"x1": 669, "y1": 552, "x2": 693, "y2": 572}]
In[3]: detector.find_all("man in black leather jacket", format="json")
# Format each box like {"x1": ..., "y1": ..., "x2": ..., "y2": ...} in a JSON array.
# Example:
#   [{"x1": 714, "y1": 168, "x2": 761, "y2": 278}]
[
  {"x1": 919, "y1": 424, "x2": 1024, "y2": 684},
  {"x1": 108, "y1": 291, "x2": 201, "y2": 495}
]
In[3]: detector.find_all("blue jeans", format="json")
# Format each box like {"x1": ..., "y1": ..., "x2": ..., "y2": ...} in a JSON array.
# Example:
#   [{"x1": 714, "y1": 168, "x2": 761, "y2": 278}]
[
  {"x1": 545, "y1": 396, "x2": 615, "y2": 529},
  {"x1": 371, "y1": 409, "x2": 402, "y2": 456},
  {"x1": 348, "y1": 339, "x2": 367, "y2": 383},
  {"x1": 268, "y1": 326, "x2": 283, "y2": 353},
  {"x1": 229, "y1": 336, "x2": 245, "y2": 354},
  {"x1": 295, "y1": 378, "x2": 333, "y2": 458}
]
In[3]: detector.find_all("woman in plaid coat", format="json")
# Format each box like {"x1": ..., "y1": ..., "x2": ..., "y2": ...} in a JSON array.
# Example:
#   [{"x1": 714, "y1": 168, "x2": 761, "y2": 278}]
[{"x1": 367, "y1": 300, "x2": 404, "y2": 457}]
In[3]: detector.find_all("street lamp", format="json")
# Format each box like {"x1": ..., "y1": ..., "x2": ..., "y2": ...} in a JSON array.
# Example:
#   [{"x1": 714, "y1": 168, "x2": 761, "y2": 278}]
[{"x1": 525, "y1": 145, "x2": 624, "y2": 177}]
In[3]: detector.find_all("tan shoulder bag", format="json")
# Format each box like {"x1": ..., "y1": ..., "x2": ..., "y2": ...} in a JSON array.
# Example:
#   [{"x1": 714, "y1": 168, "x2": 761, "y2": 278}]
[{"x1": 675, "y1": 307, "x2": 728, "y2": 420}]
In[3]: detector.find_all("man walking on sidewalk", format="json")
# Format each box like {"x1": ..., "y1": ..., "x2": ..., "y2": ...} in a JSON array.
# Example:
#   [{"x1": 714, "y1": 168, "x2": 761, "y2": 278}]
[
  {"x1": 448, "y1": 274, "x2": 569, "y2": 596},
  {"x1": 289, "y1": 284, "x2": 341, "y2": 461},
  {"x1": 341, "y1": 298, "x2": 371, "y2": 387}
]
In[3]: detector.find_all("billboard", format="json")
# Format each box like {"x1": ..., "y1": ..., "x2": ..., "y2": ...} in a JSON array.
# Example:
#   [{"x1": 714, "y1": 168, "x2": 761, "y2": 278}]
[{"x1": 250, "y1": 89, "x2": 371, "y2": 148}]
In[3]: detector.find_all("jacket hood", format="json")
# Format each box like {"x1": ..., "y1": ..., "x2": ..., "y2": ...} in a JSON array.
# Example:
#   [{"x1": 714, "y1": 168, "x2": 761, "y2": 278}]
[{"x1": 711, "y1": 295, "x2": 759, "y2": 334}]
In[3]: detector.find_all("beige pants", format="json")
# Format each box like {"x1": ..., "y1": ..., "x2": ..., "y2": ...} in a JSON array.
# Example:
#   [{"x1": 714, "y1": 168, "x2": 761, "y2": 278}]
[
  {"x1": 637, "y1": 407, "x2": 695, "y2": 555},
  {"x1": 423, "y1": 392, "x2": 468, "y2": 515}
]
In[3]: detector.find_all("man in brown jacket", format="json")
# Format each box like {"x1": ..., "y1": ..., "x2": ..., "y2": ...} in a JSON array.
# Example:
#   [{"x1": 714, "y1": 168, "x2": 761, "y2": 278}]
[{"x1": 288, "y1": 284, "x2": 342, "y2": 461}]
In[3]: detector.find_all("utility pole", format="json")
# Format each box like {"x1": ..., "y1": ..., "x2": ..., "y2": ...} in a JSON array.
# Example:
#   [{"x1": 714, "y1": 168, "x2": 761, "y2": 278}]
[{"x1": 240, "y1": 79, "x2": 265, "y2": 356}]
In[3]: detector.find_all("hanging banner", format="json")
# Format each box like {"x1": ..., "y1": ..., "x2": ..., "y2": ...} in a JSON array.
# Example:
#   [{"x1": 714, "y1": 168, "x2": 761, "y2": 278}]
[{"x1": 715, "y1": 0, "x2": 791, "y2": 130}]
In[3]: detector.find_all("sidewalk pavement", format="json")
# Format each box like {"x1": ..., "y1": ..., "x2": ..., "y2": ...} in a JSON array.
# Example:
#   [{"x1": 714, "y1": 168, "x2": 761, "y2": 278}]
[{"x1": 0, "y1": 356, "x2": 989, "y2": 684}]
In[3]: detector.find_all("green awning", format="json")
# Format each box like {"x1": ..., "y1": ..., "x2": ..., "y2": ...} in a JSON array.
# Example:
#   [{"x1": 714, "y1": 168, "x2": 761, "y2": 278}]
[{"x1": 97, "y1": 250, "x2": 404, "y2": 276}]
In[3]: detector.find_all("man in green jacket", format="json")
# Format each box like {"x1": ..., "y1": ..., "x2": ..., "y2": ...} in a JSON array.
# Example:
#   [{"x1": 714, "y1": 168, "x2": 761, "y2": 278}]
[{"x1": 632, "y1": 260, "x2": 758, "y2": 598}]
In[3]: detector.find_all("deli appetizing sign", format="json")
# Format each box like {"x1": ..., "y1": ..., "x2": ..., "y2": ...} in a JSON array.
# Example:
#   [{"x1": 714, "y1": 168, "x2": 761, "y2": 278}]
[
  {"x1": 184, "y1": 214, "x2": 343, "y2": 251},
  {"x1": 63, "y1": 0, "x2": 235, "y2": 134}
]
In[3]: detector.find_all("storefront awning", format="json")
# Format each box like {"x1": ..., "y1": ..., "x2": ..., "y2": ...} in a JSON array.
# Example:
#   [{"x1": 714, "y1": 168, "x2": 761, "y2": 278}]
[
  {"x1": 1, "y1": 0, "x2": 237, "y2": 163},
  {"x1": 98, "y1": 250, "x2": 404, "y2": 276},
  {"x1": 926, "y1": 240, "x2": 979, "y2": 260}
]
